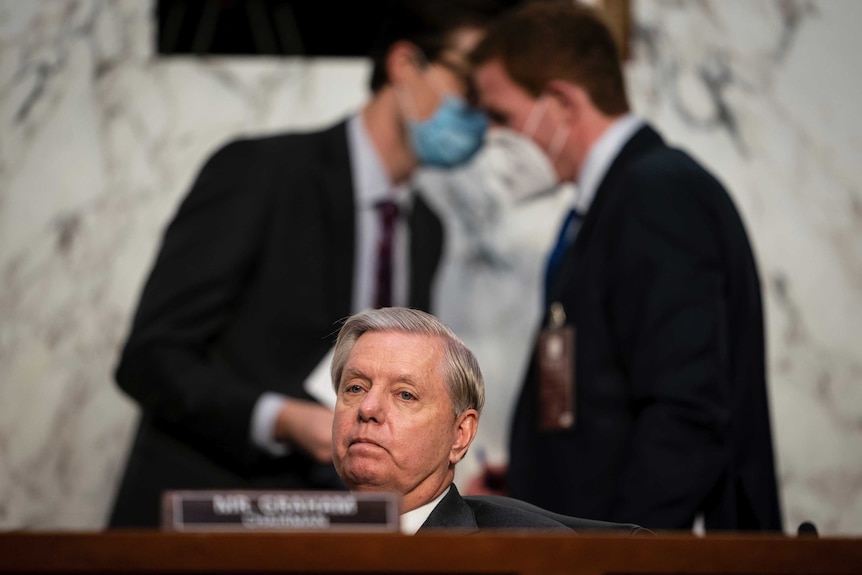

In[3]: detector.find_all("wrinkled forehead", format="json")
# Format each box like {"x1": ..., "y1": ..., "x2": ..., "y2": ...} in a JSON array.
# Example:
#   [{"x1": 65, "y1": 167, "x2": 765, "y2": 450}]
[{"x1": 343, "y1": 330, "x2": 447, "y2": 378}]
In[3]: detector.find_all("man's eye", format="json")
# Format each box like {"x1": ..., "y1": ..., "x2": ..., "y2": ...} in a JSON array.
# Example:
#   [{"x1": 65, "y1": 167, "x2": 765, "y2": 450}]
[
  {"x1": 399, "y1": 391, "x2": 415, "y2": 401},
  {"x1": 345, "y1": 384, "x2": 363, "y2": 394}
]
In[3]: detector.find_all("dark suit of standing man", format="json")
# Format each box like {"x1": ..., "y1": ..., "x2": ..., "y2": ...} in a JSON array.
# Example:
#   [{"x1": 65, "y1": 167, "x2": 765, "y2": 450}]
[
  {"x1": 470, "y1": 3, "x2": 782, "y2": 531},
  {"x1": 109, "y1": 1, "x2": 505, "y2": 527}
]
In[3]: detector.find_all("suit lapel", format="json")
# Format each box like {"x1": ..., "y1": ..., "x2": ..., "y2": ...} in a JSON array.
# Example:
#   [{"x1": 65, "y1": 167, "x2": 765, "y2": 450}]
[
  {"x1": 419, "y1": 485, "x2": 478, "y2": 532},
  {"x1": 313, "y1": 121, "x2": 442, "y2": 317},
  {"x1": 407, "y1": 194, "x2": 443, "y2": 312},
  {"x1": 317, "y1": 120, "x2": 356, "y2": 320},
  {"x1": 575, "y1": 124, "x2": 664, "y2": 248},
  {"x1": 547, "y1": 125, "x2": 664, "y2": 304}
]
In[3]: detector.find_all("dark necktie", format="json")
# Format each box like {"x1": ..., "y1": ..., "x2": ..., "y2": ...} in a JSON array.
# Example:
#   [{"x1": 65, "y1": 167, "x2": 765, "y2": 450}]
[
  {"x1": 544, "y1": 207, "x2": 581, "y2": 305},
  {"x1": 374, "y1": 200, "x2": 399, "y2": 308}
]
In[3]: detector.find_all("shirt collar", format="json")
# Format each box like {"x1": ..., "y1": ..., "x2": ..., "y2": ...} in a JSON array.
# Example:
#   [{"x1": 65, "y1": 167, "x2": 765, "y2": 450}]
[
  {"x1": 575, "y1": 113, "x2": 644, "y2": 214},
  {"x1": 400, "y1": 486, "x2": 450, "y2": 534},
  {"x1": 347, "y1": 113, "x2": 412, "y2": 209},
  {"x1": 347, "y1": 113, "x2": 397, "y2": 208}
]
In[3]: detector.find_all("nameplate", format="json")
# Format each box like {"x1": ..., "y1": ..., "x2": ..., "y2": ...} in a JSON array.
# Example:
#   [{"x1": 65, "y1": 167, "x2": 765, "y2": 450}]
[{"x1": 162, "y1": 490, "x2": 401, "y2": 532}]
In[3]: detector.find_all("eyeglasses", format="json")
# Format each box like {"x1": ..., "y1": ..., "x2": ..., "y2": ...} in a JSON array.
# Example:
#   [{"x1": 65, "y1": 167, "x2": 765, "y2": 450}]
[
  {"x1": 435, "y1": 57, "x2": 480, "y2": 107},
  {"x1": 412, "y1": 47, "x2": 481, "y2": 108}
]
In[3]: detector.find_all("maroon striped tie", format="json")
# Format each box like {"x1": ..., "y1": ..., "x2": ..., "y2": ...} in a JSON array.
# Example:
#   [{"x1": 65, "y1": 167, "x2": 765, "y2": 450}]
[{"x1": 374, "y1": 200, "x2": 399, "y2": 308}]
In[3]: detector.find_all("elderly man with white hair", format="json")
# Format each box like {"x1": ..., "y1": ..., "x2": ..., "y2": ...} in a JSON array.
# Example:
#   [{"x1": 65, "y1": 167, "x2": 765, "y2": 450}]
[{"x1": 329, "y1": 306, "x2": 570, "y2": 533}]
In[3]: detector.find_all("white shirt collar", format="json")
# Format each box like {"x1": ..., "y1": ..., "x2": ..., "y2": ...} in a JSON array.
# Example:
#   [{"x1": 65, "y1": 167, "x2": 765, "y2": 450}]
[
  {"x1": 347, "y1": 113, "x2": 397, "y2": 208},
  {"x1": 346, "y1": 112, "x2": 413, "y2": 311},
  {"x1": 575, "y1": 113, "x2": 644, "y2": 214},
  {"x1": 400, "y1": 486, "x2": 451, "y2": 534}
]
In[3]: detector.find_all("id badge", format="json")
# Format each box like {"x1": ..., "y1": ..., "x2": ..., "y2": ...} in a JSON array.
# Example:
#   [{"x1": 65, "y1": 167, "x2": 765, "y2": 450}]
[{"x1": 536, "y1": 302, "x2": 575, "y2": 431}]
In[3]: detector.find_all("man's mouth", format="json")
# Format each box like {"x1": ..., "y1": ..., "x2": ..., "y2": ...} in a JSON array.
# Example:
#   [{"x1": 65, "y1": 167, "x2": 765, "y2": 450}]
[{"x1": 350, "y1": 438, "x2": 383, "y2": 448}]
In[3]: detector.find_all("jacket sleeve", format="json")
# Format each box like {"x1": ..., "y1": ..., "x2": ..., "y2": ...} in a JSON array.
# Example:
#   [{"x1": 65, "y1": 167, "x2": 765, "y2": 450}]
[
  {"x1": 606, "y1": 157, "x2": 732, "y2": 528},
  {"x1": 115, "y1": 139, "x2": 277, "y2": 465}
]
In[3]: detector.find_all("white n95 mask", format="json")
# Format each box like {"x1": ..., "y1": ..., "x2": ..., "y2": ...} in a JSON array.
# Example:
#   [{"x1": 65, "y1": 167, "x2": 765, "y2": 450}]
[{"x1": 482, "y1": 128, "x2": 559, "y2": 203}]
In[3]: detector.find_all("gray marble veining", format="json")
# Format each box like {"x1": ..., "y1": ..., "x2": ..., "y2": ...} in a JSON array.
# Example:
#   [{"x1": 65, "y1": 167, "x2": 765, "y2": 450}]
[{"x1": 1, "y1": 0, "x2": 860, "y2": 533}]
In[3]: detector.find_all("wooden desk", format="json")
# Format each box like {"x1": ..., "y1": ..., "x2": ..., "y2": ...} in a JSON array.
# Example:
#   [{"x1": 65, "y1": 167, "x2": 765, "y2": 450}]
[{"x1": 0, "y1": 532, "x2": 859, "y2": 574}]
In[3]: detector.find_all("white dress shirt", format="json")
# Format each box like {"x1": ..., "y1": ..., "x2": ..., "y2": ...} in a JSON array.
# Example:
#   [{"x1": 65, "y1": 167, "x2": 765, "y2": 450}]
[
  {"x1": 348, "y1": 113, "x2": 411, "y2": 312},
  {"x1": 573, "y1": 113, "x2": 644, "y2": 215},
  {"x1": 400, "y1": 486, "x2": 450, "y2": 534}
]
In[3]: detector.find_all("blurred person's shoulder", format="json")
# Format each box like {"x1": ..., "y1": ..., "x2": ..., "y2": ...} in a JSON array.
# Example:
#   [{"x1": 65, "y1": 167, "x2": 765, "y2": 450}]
[{"x1": 199, "y1": 119, "x2": 351, "y2": 186}]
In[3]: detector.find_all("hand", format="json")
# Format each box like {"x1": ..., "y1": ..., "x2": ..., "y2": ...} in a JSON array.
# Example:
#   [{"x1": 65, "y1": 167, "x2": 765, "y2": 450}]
[
  {"x1": 462, "y1": 463, "x2": 509, "y2": 496},
  {"x1": 274, "y1": 399, "x2": 333, "y2": 463}
]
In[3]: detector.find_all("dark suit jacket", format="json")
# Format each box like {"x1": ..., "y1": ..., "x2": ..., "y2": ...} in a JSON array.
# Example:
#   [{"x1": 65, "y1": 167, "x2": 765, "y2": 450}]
[
  {"x1": 110, "y1": 120, "x2": 443, "y2": 527},
  {"x1": 420, "y1": 485, "x2": 570, "y2": 531},
  {"x1": 465, "y1": 494, "x2": 651, "y2": 535},
  {"x1": 509, "y1": 125, "x2": 782, "y2": 531}
]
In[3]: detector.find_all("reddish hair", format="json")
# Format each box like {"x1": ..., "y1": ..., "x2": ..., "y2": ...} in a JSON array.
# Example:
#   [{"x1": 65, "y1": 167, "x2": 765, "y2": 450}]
[{"x1": 470, "y1": 1, "x2": 629, "y2": 115}]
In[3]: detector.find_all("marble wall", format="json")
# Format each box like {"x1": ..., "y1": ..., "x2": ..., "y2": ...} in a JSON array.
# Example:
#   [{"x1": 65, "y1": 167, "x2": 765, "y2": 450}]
[
  {"x1": 0, "y1": 0, "x2": 860, "y2": 534},
  {"x1": 626, "y1": 0, "x2": 862, "y2": 534}
]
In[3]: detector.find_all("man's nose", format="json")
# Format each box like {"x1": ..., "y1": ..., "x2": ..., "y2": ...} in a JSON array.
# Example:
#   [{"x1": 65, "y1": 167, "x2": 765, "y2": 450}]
[{"x1": 358, "y1": 389, "x2": 385, "y2": 423}]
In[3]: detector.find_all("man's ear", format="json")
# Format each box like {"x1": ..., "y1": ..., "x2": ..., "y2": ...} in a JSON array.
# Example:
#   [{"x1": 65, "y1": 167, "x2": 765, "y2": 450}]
[
  {"x1": 545, "y1": 79, "x2": 584, "y2": 124},
  {"x1": 449, "y1": 409, "x2": 479, "y2": 464},
  {"x1": 386, "y1": 41, "x2": 422, "y2": 85}
]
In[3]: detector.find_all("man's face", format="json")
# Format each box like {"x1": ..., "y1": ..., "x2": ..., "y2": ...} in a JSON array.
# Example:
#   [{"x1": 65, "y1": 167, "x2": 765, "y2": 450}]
[
  {"x1": 391, "y1": 27, "x2": 489, "y2": 169},
  {"x1": 474, "y1": 59, "x2": 575, "y2": 181},
  {"x1": 332, "y1": 331, "x2": 474, "y2": 511},
  {"x1": 399, "y1": 27, "x2": 484, "y2": 121}
]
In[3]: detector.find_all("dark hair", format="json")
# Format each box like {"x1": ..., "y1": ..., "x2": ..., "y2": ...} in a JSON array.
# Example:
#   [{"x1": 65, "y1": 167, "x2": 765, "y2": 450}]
[
  {"x1": 470, "y1": 1, "x2": 629, "y2": 115},
  {"x1": 368, "y1": 0, "x2": 512, "y2": 93}
]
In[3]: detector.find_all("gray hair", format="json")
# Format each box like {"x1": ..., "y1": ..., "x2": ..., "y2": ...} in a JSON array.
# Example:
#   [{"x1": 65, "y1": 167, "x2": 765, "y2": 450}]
[{"x1": 331, "y1": 307, "x2": 484, "y2": 415}]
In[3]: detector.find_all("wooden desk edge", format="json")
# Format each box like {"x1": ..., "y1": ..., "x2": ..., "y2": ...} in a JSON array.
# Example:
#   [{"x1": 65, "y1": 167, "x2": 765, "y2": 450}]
[{"x1": 0, "y1": 531, "x2": 859, "y2": 574}]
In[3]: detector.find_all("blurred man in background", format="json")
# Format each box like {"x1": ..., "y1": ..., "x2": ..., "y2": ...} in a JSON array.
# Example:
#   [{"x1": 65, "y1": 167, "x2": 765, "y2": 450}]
[
  {"x1": 109, "y1": 0, "x2": 509, "y2": 527},
  {"x1": 469, "y1": 2, "x2": 782, "y2": 531}
]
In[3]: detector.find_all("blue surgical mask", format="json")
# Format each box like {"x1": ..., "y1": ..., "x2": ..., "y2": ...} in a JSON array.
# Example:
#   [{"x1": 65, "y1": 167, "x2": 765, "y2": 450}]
[{"x1": 407, "y1": 95, "x2": 488, "y2": 168}]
